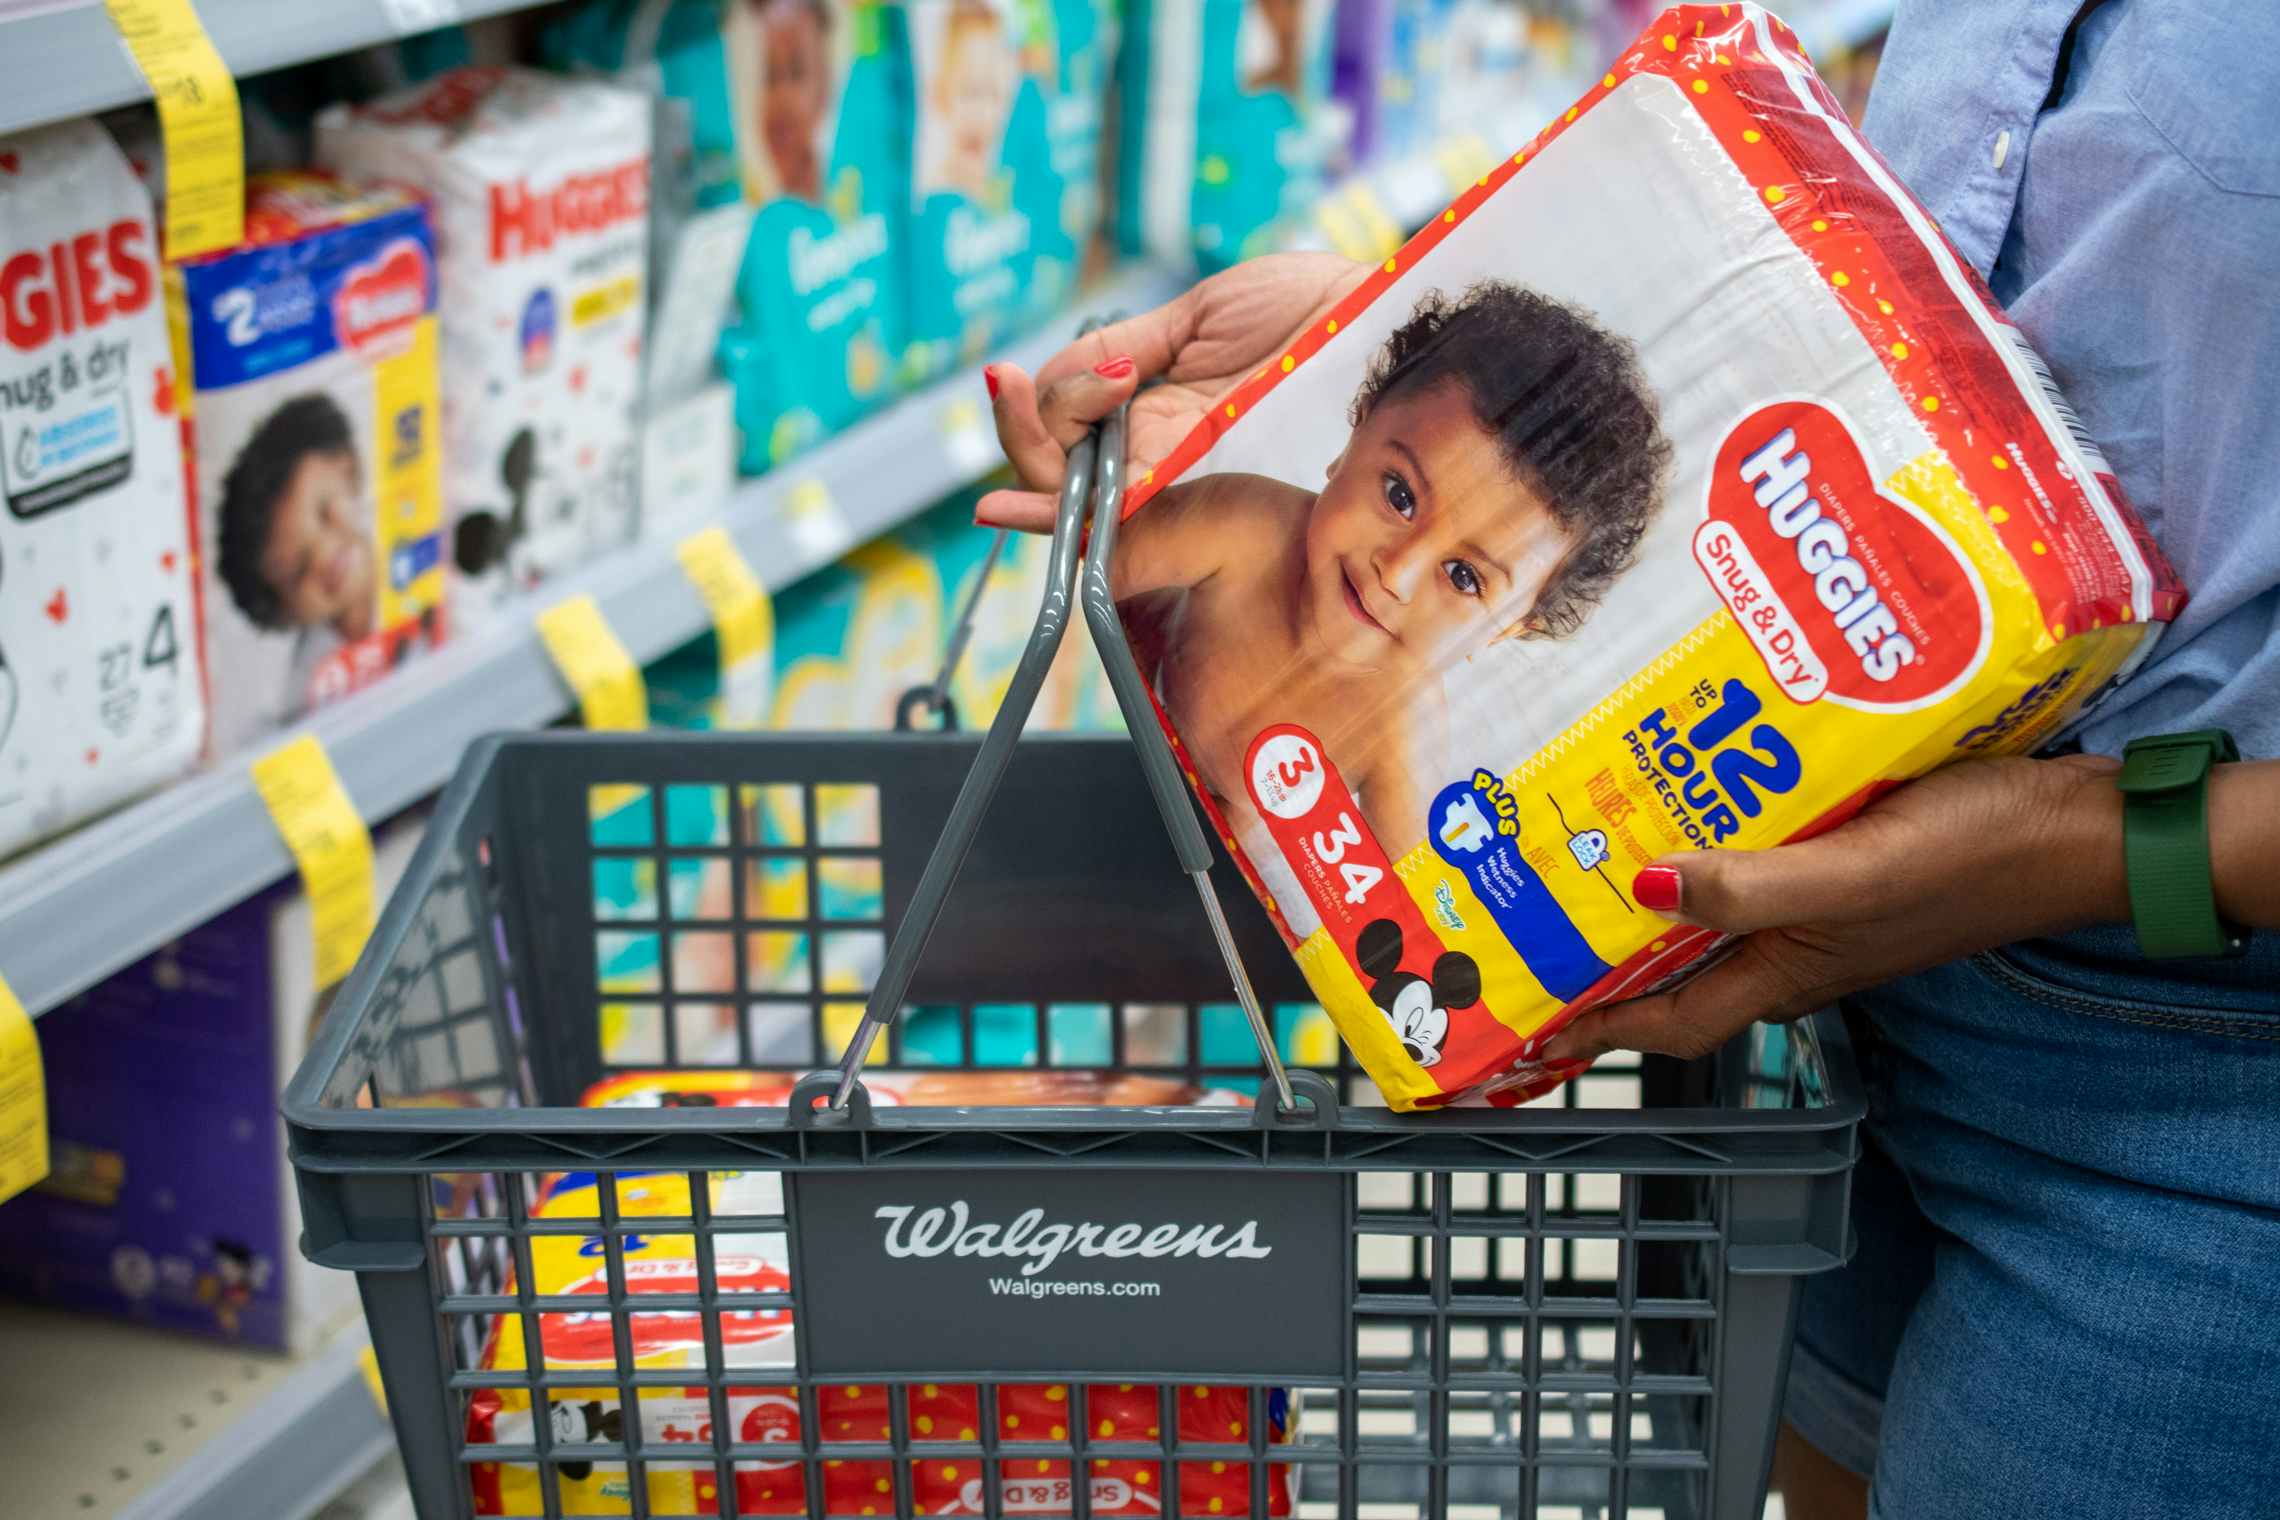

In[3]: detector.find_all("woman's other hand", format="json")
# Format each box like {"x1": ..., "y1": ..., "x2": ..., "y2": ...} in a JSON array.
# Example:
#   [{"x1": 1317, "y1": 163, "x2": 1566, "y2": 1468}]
[
  {"x1": 1539, "y1": 755, "x2": 2135, "y2": 1062},
  {"x1": 975, "y1": 252, "x2": 1368, "y2": 531}
]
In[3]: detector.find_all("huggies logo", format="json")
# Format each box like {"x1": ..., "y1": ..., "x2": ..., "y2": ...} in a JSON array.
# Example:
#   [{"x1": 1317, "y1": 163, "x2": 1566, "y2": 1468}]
[
  {"x1": 488, "y1": 159, "x2": 650, "y2": 262},
  {"x1": 873, "y1": 1203, "x2": 1274, "y2": 1278},
  {"x1": 1699, "y1": 400, "x2": 1990, "y2": 711},
  {"x1": 334, "y1": 237, "x2": 430, "y2": 355}
]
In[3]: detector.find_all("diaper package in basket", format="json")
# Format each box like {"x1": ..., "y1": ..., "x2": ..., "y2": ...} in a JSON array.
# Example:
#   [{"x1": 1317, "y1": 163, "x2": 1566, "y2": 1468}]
[
  {"x1": 1113, "y1": 3, "x2": 2184, "y2": 1110},
  {"x1": 176, "y1": 174, "x2": 446, "y2": 756},
  {"x1": 0, "y1": 118, "x2": 201, "y2": 858},
  {"x1": 316, "y1": 68, "x2": 651, "y2": 618},
  {"x1": 465, "y1": 1070, "x2": 1291, "y2": 1517}
]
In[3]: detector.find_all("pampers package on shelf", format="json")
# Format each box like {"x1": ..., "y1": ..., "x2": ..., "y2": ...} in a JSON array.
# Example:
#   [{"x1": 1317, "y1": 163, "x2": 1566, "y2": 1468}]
[
  {"x1": 1115, "y1": 0, "x2": 1342, "y2": 270},
  {"x1": 716, "y1": 0, "x2": 908, "y2": 472},
  {"x1": 177, "y1": 174, "x2": 446, "y2": 757},
  {"x1": 0, "y1": 813, "x2": 425, "y2": 1351},
  {"x1": 1111, "y1": 3, "x2": 2183, "y2": 1110},
  {"x1": 465, "y1": 1069, "x2": 1292, "y2": 1518},
  {"x1": 316, "y1": 68, "x2": 651, "y2": 617},
  {"x1": 902, "y1": 0, "x2": 1114, "y2": 376},
  {"x1": 0, "y1": 119, "x2": 202, "y2": 858}
]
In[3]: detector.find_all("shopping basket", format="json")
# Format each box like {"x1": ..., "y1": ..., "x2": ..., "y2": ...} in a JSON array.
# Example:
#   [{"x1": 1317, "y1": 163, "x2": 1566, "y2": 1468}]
[{"x1": 287, "y1": 360, "x2": 1864, "y2": 1520}]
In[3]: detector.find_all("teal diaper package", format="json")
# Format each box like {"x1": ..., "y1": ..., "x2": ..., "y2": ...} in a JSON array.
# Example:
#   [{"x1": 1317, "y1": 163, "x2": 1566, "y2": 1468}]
[
  {"x1": 1115, "y1": 0, "x2": 1340, "y2": 269},
  {"x1": 901, "y1": 0, "x2": 1115, "y2": 376},
  {"x1": 552, "y1": 0, "x2": 910, "y2": 475}
]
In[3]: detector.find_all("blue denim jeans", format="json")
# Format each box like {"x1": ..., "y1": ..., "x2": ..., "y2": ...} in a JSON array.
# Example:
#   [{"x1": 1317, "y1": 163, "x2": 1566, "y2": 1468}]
[{"x1": 1783, "y1": 922, "x2": 2280, "y2": 1519}]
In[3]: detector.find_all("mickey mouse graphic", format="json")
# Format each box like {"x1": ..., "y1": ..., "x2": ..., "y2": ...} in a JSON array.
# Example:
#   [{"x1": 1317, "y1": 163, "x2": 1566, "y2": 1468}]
[
  {"x1": 1357, "y1": 919, "x2": 1481, "y2": 1069},
  {"x1": 551, "y1": 1399, "x2": 626, "y2": 1482}
]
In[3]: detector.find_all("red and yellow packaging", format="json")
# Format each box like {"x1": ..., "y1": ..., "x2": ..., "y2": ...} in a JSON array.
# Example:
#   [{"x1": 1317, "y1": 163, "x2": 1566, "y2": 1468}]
[
  {"x1": 1110, "y1": 3, "x2": 2184, "y2": 1109},
  {"x1": 469, "y1": 1071, "x2": 1291, "y2": 1516}
]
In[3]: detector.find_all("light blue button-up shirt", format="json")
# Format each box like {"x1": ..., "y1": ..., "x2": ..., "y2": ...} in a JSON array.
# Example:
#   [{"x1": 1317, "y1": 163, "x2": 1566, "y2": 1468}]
[{"x1": 1866, "y1": 0, "x2": 2280, "y2": 758}]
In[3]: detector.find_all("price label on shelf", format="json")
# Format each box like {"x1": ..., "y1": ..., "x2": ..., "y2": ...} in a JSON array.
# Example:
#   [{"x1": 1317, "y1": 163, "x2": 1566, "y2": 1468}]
[
  {"x1": 536, "y1": 594, "x2": 649, "y2": 731},
  {"x1": 675, "y1": 526, "x2": 775, "y2": 726},
  {"x1": 103, "y1": 0, "x2": 243, "y2": 259},
  {"x1": 784, "y1": 477, "x2": 853, "y2": 560},
  {"x1": 939, "y1": 396, "x2": 998, "y2": 477},
  {"x1": 0, "y1": 973, "x2": 47, "y2": 1206},
  {"x1": 249, "y1": 735, "x2": 376, "y2": 993}
]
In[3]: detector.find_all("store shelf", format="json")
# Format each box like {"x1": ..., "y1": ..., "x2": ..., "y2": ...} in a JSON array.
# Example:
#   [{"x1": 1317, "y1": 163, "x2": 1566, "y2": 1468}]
[
  {"x1": 0, "y1": 1303, "x2": 388, "y2": 1520},
  {"x1": 0, "y1": 0, "x2": 547, "y2": 137},
  {"x1": 0, "y1": 262, "x2": 1184, "y2": 1019}
]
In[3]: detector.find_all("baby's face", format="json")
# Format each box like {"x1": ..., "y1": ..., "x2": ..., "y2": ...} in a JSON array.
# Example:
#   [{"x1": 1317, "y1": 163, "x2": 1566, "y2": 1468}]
[
  {"x1": 759, "y1": 1, "x2": 830, "y2": 199},
  {"x1": 261, "y1": 449, "x2": 374, "y2": 640},
  {"x1": 1303, "y1": 382, "x2": 1579, "y2": 674},
  {"x1": 938, "y1": 23, "x2": 1014, "y2": 170}
]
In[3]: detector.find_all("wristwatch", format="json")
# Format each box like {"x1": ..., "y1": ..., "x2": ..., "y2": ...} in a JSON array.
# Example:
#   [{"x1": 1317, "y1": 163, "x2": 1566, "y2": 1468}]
[{"x1": 2118, "y1": 728, "x2": 2246, "y2": 959}]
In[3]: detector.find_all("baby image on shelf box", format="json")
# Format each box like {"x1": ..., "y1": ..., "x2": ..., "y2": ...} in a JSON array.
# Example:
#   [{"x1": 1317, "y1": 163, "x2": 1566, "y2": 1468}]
[
  {"x1": 903, "y1": 0, "x2": 1113, "y2": 375},
  {"x1": 315, "y1": 68, "x2": 651, "y2": 620},
  {"x1": 1114, "y1": 3, "x2": 2183, "y2": 1110},
  {"x1": 717, "y1": 0, "x2": 906, "y2": 472},
  {"x1": 176, "y1": 174, "x2": 447, "y2": 757}
]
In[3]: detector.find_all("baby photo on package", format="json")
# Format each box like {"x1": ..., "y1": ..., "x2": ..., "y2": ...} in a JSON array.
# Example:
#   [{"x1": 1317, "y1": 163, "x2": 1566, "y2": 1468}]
[
  {"x1": 179, "y1": 175, "x2": 447, "y2": 757},
  {"x1": 1113, "y1": 3, "x2": 2180, "y2": 1110},
  {"x1": 717, "y1": 0, "x2": 904, "y2": 469}
]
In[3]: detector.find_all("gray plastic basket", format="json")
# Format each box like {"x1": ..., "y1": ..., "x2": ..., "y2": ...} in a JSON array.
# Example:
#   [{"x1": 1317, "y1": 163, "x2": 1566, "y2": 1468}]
[{"x1": 287, "y1": 378, "x2": 1862, "y2": 1520}]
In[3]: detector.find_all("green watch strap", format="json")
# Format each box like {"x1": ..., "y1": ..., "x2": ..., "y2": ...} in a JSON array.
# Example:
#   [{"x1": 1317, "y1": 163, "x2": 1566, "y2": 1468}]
[{"x1": 2117, "y1": 728, "x2": 2244, "y2": 960}]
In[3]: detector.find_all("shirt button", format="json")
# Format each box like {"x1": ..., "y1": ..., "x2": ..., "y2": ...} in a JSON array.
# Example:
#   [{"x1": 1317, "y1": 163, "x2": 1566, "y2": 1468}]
[{"x1": 1992, "y1": 128, "x2": 2013, "y2": 170}]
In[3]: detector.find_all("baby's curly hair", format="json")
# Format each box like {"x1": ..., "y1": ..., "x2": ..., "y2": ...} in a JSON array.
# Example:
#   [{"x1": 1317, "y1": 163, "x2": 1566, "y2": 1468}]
[
  {"x1": 217, "y1": 392, "x2": 357, "y2": 630},
  {"x1": 1351, "y1": 281, "x2": 1671, "y2": 639}
]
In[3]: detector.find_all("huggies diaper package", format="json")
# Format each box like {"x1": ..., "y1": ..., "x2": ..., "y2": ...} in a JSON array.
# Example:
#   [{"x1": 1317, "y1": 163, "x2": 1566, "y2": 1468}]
[
  {"x1": 718, "y1": 0, "x2": 907, "y2": 472},
  {"x1": 1113, "y1": 3, "x2": 2183, "y2": 1110},
  {"x1": 466, "y1": 1071, "x2": 1292, "y2": 1517},
  {"x1": 0, "y1": 119, "x2": 201, "y2": 858},
  {"x1": 176, "y1": 174, "x2": 446, "y2": 756},
  {"x1": 1114, "y1": 0, "x2": 1342, "y2": 269},
  {"x1": 316, "y1": 68, "x2": 651, "y2": 618}
]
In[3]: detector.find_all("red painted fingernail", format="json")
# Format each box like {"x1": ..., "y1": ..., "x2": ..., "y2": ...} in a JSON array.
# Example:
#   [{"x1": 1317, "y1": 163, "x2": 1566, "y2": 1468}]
[
  {"x1": 1633, "y1": 865, "x2": 1682, "y2": 913},
  {"x1": 1094, "y1": 354, "x2": 1135, "y2": 380},
  {"x1": 982, "y1": 366, "x2": 1000, "y2": 401}
]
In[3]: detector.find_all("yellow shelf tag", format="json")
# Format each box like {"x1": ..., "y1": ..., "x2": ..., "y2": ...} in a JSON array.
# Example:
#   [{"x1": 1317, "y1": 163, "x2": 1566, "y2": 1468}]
[
  {"x1": 250, "y1": 735, "x2": 376, "y2": 994},
  {"x1": 675, "y1": 527, "x2": 773, "y2": 674},
  {"x1": 104, "y1": 0, "x2": 244, "y2": 260},
  {"x1": 0, "y1": 974, "x2": 47, "y2": 1206},
  {"x1": 536, "y1": 594, "x2": 648, "y2": 731}
]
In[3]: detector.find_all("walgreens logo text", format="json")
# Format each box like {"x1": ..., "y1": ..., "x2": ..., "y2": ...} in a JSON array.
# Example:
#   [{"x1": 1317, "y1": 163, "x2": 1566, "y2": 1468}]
[{"x1": 873, "y1": 1202, "x2": 1274, "y2": 1278}]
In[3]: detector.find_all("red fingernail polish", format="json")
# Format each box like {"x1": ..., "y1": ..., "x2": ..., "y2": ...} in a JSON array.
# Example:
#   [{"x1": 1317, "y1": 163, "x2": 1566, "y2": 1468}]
[
  {"x1": 1094, "y1": 355, "x2": 1135, "y2": 380},
  {"x1": 1633, "y1": 865, "x2": 1682, "y2": 912},
  {"x1": 982, "y1": 366, "x2": 1000, "y2": 400}
]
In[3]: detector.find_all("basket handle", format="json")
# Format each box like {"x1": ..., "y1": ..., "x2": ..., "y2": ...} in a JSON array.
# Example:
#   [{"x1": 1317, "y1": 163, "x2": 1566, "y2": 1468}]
[
  {"x1": 1080, "y1": 398, "x2": 1297, "y2": 1114},
  {"x1": 828, "y1": 381, "x2": 1099, "y2": 1108}
]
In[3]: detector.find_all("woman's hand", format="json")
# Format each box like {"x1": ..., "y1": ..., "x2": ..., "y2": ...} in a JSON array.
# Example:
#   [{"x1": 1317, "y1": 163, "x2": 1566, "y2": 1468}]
[
  {"x1": 1539, "y1": 755, "x2": 2132, "y2": 1062},
  {"x1": 976, "y1": 252, "x2": 1368, "y2": 531}
]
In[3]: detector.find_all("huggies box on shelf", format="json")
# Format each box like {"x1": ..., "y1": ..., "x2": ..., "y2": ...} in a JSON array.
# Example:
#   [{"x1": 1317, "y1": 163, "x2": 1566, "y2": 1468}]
[
  {"x1": 1113, "y1": 3, "x2": 2183, "y2": 1109},
  {"x1": 317, "y1": 68, "x2": 652, "y2": 619},
  {"x1": 176, "y1": 174, "x2": 447, "y2": 757},
  {"x1": 0, "y1": 118, "x2": 202, "y2": 858}
]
